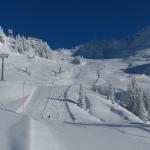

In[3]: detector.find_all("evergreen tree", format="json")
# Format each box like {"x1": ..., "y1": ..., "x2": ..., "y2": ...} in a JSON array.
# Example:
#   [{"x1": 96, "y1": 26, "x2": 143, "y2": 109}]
[
  {"x1": 144, "y1": 93, "x2": 150, "y2": 121},
  {"x1": 147, "y1": 109, "x2": 150, "y2": 121},
  {"x1": 107, "y1": 81, "x2": 114, "y2": 101},
  {"x1": 126, "y1": 78, "x2": 138, "y2": 113},
  {"x1": 137, "y1": 89, "x2": 147, "y2": 121},
  {"x1": 14, "y1": 35, "x2": 52, "y2": 59},
  {"x1": 126, "y1": 78, "x2": 147, "y2": 121},
  {"x1": 0, "y1": 26, "x2": 3, "y2": 35},
  {"x1": 78, "y1": 84, "x2": 86, "y2": 109}
]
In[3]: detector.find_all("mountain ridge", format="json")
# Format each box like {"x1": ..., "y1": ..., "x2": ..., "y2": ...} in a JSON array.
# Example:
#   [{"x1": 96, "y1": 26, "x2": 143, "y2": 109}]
[{"x1": 73, "y1": 26, "x2": 150, "y2": 59}]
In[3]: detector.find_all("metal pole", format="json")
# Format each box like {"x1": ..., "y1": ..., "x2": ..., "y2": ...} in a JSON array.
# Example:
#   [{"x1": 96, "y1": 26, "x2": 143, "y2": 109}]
[
  {"x1": 0, "y1": 54, "x2": 8, "y2": 81},
  {"x1": 1, "y1": 57, "x2": 4, "y2": 81}
]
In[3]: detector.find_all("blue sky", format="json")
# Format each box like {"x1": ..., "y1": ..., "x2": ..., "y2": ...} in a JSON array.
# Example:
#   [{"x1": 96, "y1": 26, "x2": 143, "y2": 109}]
[{"x1": 0, "y1": 0, "x2": 150, "y2": 48}]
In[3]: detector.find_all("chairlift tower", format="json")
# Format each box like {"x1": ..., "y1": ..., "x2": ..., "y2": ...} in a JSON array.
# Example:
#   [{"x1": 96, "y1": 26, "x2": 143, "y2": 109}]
[
  {"x1": 0, "y1": 54, "x2": 9, "y2": 81},
  {"x1": 8, "y1": 29, "x2": 13, "y2": 38}
]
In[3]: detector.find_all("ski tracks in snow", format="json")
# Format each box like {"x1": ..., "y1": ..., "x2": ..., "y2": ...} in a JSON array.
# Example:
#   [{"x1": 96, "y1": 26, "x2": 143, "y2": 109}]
[{"x1": 42, "y1": 85, "x2": 76, "y2": 121}]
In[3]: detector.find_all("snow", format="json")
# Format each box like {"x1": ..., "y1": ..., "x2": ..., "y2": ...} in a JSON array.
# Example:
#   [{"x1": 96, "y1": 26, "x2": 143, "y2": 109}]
[
  {"x1": 0, "y1": 29, "x2": 150, "y2": 150},
  {"x1": 86, "y1": 91, "x2": 142, "y2": 122},
  {"x1": 0, "y1": 109, "x2": 66, "y2": 150},
  {"x1": 49, "y1": 121, "x2": 150, "y2": 150}
]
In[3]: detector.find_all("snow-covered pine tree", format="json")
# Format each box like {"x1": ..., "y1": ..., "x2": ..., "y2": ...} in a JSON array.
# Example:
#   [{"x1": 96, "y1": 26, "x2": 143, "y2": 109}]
[
  {"x1": 106, "y1": 81, "x2": 114, "y2": 101},
  {"x1": 15, "y1": 35, "x2": 52, "y2": 59},
  {"x1": 147, "y1": 108, "x2": 150, "y2": 121},
  {"x1": 143, "y1": 92, "x2": 147, "y2": 110},
  {"x1": 126, "y1": 78, "x2": 138, "y2": 113},
  {"x1": 0, "y1": 27, "x2": 4, "y2": 43},
  {"x1": 126, "y1": 78, "x2": 147, "y2": 121},
  {"x1": 0, "y1": 26, "x2": 4, "y2": 37},
  {"x1": 59, "y1": 50, "x2": 65, "y2": 60},
  {"x1": 0, "y1": 26, "x2": 3, "y2": 33},
  {"x1": 78, "y1": 84, "x2": 86, "y2": 109},
  {"x1": 15, "y1": 34, "x2": 25, "y2": 53},
  {"x1": 143, "y1": 93, "x2": 150, "y2": 121},
  {"x1": 137, "y1": 89, "x2": 147, "y2": 121}
]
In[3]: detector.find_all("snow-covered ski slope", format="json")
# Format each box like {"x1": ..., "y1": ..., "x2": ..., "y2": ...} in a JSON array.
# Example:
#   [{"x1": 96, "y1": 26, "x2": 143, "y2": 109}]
[{"x1": 0, "y1": 31, "x2": 150, "y2": 150}]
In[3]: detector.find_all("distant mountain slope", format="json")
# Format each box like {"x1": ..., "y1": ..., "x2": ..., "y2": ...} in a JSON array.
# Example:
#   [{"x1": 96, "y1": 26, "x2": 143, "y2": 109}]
[{"x1": 74, "y1": 26, "x2": 150, "y2": 59}]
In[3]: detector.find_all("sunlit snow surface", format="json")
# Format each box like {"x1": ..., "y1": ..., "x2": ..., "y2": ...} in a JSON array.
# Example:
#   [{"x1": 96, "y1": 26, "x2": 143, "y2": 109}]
[{"x1": 0, "y1": 35, "x2": 150, "y2": 150}]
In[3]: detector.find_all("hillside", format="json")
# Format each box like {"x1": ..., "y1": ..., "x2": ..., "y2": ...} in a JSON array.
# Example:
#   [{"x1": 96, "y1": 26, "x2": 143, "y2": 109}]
[
  {"x1": 0, "y1": 26, "x2": 150, "y2": 150},
  {"x1": 74, "y1": 26, "x2": 150, "y2": 59}
]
